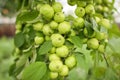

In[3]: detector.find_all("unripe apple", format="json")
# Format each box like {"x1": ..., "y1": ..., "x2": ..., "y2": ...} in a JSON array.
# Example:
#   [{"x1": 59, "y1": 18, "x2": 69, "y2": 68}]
[
  {"x1": 59, "y1": 65, "x2": 69, "y2": 76},
  {"x1": 33, "y1": 23, "x2": 43, "y2": 31},
  {"x1": 75, "y1": 7, "x2": 85, "y2": 17},
  {"x1": 50, "y1": 47, "x2": 56, "y2": 54},
  {"x1": 98, "y1": 44, "x2": 105, "y2": 53},
  {"x1": 67, "y1": 0, "x2": 76, "y2": 6},
  {"x1": 50, "y1": 72, "x2": 58, "y2": 79},
  {"x1": 99, "y1": 19, "x2": 111, "y2": 29},
  {"x1": 40, "y1": 4, "x2": 54, "y2": 19},
  {"x1": 54, "y1": 12, "x2": 65, "y2": 23},
  {"x1": 65, "y1": 56, "x2": 76, "y2": 68},
  {"x1": 77, "y1": 1, "x2": 86, "y2": 7},
  {"x1": 49, "y1": 60, "x2": 63, "y2": 72},
  {"x1": 73, "y1": 18, "x2": 84, "y2": 28},
  {"x1": 85, "y1": 4, "x2": 95, "y2": 15},
  {"x1": 42, "y1": 24, "x2": 53, "y2": 36},
  {"x1": 34, "y1": 36, "x2": 44, "y2": 45},
  {"x1": 49, "y1": 54, "x2": 60, "y2": 61},
  {"x1": 50, "y1": 21, "x2": 58, "y2": 29},
  {"x1": 87, "y1": 38, "x2": 99, "y2": 49},
  {"x1": 52, "y1": 2, "x2": 63, "y2": 13},
  {"x1": 95, "y1": 32, "x2": 106, "y2": 40},
  {"x1": 56, "y1": 45, "x2": 69, "y2": 57},
  {"x1": 51, "y1": 34, "x2": 65, "y2": 47},
  {"x1": 58, "y1": 21, "x2": 71, "y2": 34}
]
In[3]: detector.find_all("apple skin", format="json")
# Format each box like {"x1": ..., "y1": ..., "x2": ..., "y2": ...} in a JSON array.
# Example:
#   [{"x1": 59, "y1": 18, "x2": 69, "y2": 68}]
[
  {"x1": 59, "y1": 65, "x2": 69, "y2": 76},
  {"x1": 49, "y1": 60, "x2": 63, "y2": 72},
  {"x1": 65, "y1": 56, "x2": 76, "y2": 68},
  {"x1": 51, "y1": 34, "x2": 65, "y2": 47},
  {"x1": 56, "y1": 45, "x2": 69, "y2": 57},
  {"x1": 87, "y1": 38, "x2": 99, "y2": 49}
]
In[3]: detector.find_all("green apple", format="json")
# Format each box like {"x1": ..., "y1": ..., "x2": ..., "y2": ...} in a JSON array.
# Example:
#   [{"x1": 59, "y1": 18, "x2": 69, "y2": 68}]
[
  {"x1": 45, "y1": 36, "x2": 50, "y2": 41},
  {"x1": 75, "y1": 7, "x2": 85, "y2": 17},
  {"x1": 33, "y1": 23, "x2": 43, "y2": 31},
  {"x1": 87, "y1": 38, "x2": 99, "y2": 49},
  {"x1": 50, "y1": 21, "x2": 58, "y2": 29},
  {"x1": 94, "y1": 16, "x2": 101, "y2": 23},
  {"x1": 98, "y1": 44, "x2": 105, "y2": 53},
  {"x1": 49, "y1": 54, "x2": 60, "y2": 61},
  {"x1": 77, "y1": 1, "x2": 86, "y2": 7},
  {"x1": 59, "y1": 65, "x2": 69, "y2": 76},
  {"x1": 99, "y1": 19, "x2": 110, "y2": 29},
  {"x1": 34, "y1": 36, "x2": 44, "y2": 45},
  {"x1": 51, "y1": 34, "x2": 65, "y2": 47},
  {"x1": 67, "y1": 0, "x2": 76, "y2": 6},
  {"x1": 50, "y1": 47, "x2": 56, "y2": 54},
  {"x1": 42, "y1": 24, "x2": 53, "y2": 36},
  {"x1": 65, "y1": 56, "x2": 76, "y2": 68},
  {"x1": 50, "y1": 72, "x2": 58, "y2": 79},
  {"x1": 56, "y1": 45, "x2": 69, "y2": 57},
  {"x1": 40, "y1": 4, "x2": 54, "y2": 20},
  {"x1": 73, "y1": 17, "x2": 84, "y2": 28},
  {"x1": 85, "y1": 4, "x2": 95, "y2": 15},
  {"x1": 52, "y1": 2, "x2": 63, "y2": 13},
  {"x1": 95, "y1": 32, "x2": 106, "y2": 40},
  {"x1": 54, "y1": 12, "x2": 65, "y2": 23},
  {"x1": 58, "y1": 21, "x2": 71, "y2": 34},
  {"x1": 49, "y1": 60, "x2": 63, "y2": 72}
]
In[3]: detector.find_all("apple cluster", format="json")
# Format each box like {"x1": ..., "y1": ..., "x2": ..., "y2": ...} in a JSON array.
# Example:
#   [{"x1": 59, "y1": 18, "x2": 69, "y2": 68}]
[
  {"x1": 33, "y1": 2, "x2": 77, "y2": 79},
  {"x1": 67, "y1": 0, "x2": 110, "y2": 53}
]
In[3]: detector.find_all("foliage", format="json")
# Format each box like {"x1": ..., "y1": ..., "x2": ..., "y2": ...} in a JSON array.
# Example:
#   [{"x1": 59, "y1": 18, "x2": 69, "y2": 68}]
[{"x1": 9, "y1": 0, "x2": 120, "y2": 80}]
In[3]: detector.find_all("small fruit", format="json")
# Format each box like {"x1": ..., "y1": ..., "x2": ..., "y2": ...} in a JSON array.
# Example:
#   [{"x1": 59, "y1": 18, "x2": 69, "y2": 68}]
[
  {"x1": 54, "y1": 12, "x2": 65, "y2": 23},
  {"x1": 49, "y1": 54, "x2": 60, "y2": 61},
  {"x1": 50, "y1": 72, "x2": 58, "y2": 79},
  {"x1": 50, "y1": 21, "x2": 58, "y2": 29},
  {"x1": 58, "y1": 21, "x2": 71, "y2": 34},
  {"x1": 83, "y1": 28, "x2": 95, "y2": 38},
  {"x1": 87, "y1": 38, "x2": 99, "y2": 49},
  {"x1": 42, "y1": 24, "x2": 53, "y2": 36},
  {"x1": 51, "y1": 34, "x2": 65, "y2": 47},
  {"x1": 40, "y1": 4, "x2": 54, "y2": 19},
  {"x1": 33, "y1": 23, "x2": 43, "y2": 31},
  {"x1": 77, "y1": 1, "x2": 86, "y2": 7},
  {"x1": 56, "y1": 45, "x2": 69, "y2": 57},
  {"x1": 59, "y1": 65, "x2": 69, "y2": 76},
  {"x1": 65, "y1": 56, "x2": 76, "y2": 68},
  {"x1": 98, "y1": 44, "x2": 105, "y2": 53},
  {"x1": 67, "y1": 0, "x2": 76, "y2": 6},
  {"x1": 49, "y1": 60, "x2": 63, "y2": 72},
  {"x1": 99, "y1": 19, "x2": 110, "y2": 29},
  {"x1": 73, "y1": 17, "x2": 84, "y2": 28},
  {"x1": 85, "y1": 4, "x2": 95, "y2": 15},
  {"x1": 95, "y1": 32, "x2": 106, "y2": 40},
  {"x1": 75, "y1": 7, "x2": 85, "y2": 17},
  {"x1": 34, "y1": 36, "x2": 44, "y2": 45},
  {"x1": 50, "y1": 47, "x2": 56, "y2": 54},
  {"x1": 52, "y1": 2, "x2": 63, "y2": 13}
]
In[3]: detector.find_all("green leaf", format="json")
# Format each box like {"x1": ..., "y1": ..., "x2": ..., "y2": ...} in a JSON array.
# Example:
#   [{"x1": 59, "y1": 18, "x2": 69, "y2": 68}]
[
  {"x1": 70, "y1": 36, "x2": 83, "y2": 48},
  {"x1": 68, "y1": 67, "x2": 87, "y2": 80},
  {"x1": 22, "y1": 62, "x2": 47, "y2": 80},
  {"x1": 85, "y1": 20, "x2": 94, "y2": 37},
  {"x1": 17, "y1": 10, "x2": 39, "y2": 22},
  {"x1": 91, "y1": 18, "x2": 99, "y2": 32},
  {"x1": 38, "y1": 40, "x2": 52, "y2": 55},
  {"x1": 14, "y1": 32, "x2": 25, "y2": 47},
  {"x1": 40, "y1": 69, "x2": 50, "y2": 80}
]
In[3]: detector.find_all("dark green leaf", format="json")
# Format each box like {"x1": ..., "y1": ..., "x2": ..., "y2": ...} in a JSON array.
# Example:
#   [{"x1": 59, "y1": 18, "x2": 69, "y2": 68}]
[
  {"x1": 17, "y1": 10, "x2": 39, "y2": 22},
  {"x1": 70, "y1": 36, "x2": 83, "y2": 48},
  {"x1": 85, "y1": 20, "x2": 94, "y2": 37},
  {"x1": 14, "y1": 32, "x2": 25, "y2": 47},
  {"x1": 38, "y1": 40, "x2": 52, "y2": 55},
  {"x1": 22, "y1": 62, "x2": 47, "y2": 80}
]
